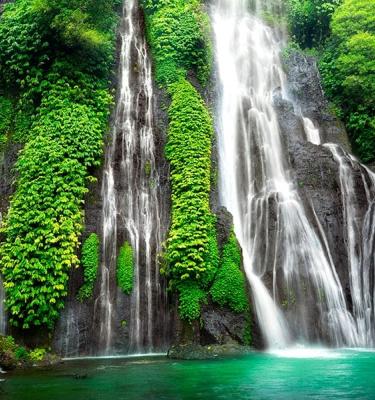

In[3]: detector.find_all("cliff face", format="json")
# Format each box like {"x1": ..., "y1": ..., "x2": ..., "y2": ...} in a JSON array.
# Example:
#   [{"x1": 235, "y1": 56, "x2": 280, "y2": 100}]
[
  {"x1": 1, "y1": 2, "x2": 372, "y2": 354},
  {"x1": 268, "y1": 51, "x2": 372, "y2": 343},
  {"x1": 52, "y1": 5, "x2": 174, "y2": 356}
]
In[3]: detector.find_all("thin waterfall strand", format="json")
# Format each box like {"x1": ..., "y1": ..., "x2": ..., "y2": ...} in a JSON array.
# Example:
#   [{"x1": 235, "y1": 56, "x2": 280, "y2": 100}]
[{"x1": 95, "y1": 0, "x2": 164, "y2": 354}]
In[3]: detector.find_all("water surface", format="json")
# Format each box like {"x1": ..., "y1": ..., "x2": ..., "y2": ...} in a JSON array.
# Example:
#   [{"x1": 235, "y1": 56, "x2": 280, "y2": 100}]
[{"x1": 2, "y1": 350, "x2": 375, "y2": 399}]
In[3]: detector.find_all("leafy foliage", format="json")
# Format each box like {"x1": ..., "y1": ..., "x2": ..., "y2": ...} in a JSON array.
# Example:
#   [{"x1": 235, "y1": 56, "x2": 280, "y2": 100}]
[
  {"x1": 0, "y1": 0, "x2": 117, "y2": 88},
  {"x1": 143, "y1": 0, "x2": 217, "y2": 322},
  {"x1": 28, "y1": 347, "x2": 47, "y2": 362},
  {"x1": 319, "y1": 0, "x2": 375, "y2": 162},
  {"x1": 286, "y1": 0, "x2": 341, "y2": 48},
  {"x1": 164, "y1": 80, "x2": 218, "y2": 320},
  {"x1": 0, "y1": 80, "x2": 111, "y2": 329},
  {"x1": 0, "y1": 96, "x2": 13, "y2": 148},
  {"x1": 0, "y1": 0, "x2": 117, "y2": 329},
  {"x1": 117, "y1": 242, "x2": 134, "y2": 295},
  {"x1": 210, "y1": 230, "x2": 248, "y2": 313},
  {"x1": 77, "y1": 233, "x2": 100, "y2": 302},
  {"x1": 143, "y1": 0, "x2": 212, "y2": 85},
  {"x1": 177, "y1": 281, "x2": 207, "y2": 322}
]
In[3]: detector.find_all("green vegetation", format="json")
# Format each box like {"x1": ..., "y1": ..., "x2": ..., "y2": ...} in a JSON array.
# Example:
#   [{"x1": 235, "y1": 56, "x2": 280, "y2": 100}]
[
  {"x1": 117, "y1": 242, "x2": 134, "y2": 295},
  {"x1": 286, "y1": 0, "x2": 375, "y2": 163},
  {"x1": 77, "y1": 233, "x2": 100, "y2": 302},
  {"x1": 210, "y1": 230, "x2": 248, "y2": 313},
  {"x1": 320, "y1": 0, "x2": 375, "y2": 162},
  {"x1": 0, "y1": 96, "x2": 13, "y2": 148},
  {"x1": 28, "y1": 347, "x2": 47, "y2": 362},
  {"x1": 287, "y1": 0, "x2": 341, "y2": 48},
  {"x1": 165, "y1": 81, "x2": 219, "y2": 321},
  {"x1": 243, "y1": 321, "x2": 252, "y2": 346},
  {"x1": 0, "y1": 0, "x2": 118, "y2": 329},
  {"x1": 144, "y1": 0, "x2": 221, "y2": 322},
  {"x1": 143, "y1": 0, "x2": 212, "y2": 85}
]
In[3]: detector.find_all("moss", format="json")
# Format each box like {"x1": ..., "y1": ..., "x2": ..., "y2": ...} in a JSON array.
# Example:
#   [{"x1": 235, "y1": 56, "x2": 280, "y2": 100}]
[
  {"x1": 0, "y1": 96, "x2": 13, "y2": 148},
  {"x1": 177, "y1": 281, "x2": 207, "y2": 322},
  {"x1": 143, "y1": 0, "x2": 217, "y2": 322},
  {"x1": 143, "y1": 0, "x2": 212, "y2": 85},
  {"x1": 243, "y1": 319, "x2": 252, "y2": 346},
  {"x1": 210, "y1": 230, "x2": 249, "y2": 313},
  {"x1": 77, "y1": 233, "x2": 100, "y2": 302},
  {"x1": 117, "y1": 242, "x2": 134, "y2": 295},
  {"x1": 164, "y1": 80, "x2": 219, "y2": 319}
]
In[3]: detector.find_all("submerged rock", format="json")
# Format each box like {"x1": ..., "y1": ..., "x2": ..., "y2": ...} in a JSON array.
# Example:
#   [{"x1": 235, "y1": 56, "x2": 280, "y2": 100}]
[{"x1": 168, "y1": 343, "x2": 251, "y2": 360}]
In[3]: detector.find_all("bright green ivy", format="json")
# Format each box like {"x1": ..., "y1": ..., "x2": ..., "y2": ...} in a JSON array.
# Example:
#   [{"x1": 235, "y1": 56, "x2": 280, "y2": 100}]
[
  {"x1": 143, "y1": 0, "x2": 219, "y2": 322},
  {"x1": 0, "y1": 96, "x2": 13, "y2": 148},
  {"x1": 77, "y1": 233, "x2": 100, "y2": 302},
  {"x1": 210, "y1": 230, "x2": 248, "y2": 314},
  {"x1": 143, "y1": 0, "x2": 212, "y2": 85},
  {"x1": 0, "y1": 0, "x2": 117, "y2": 329},
  {"x1": 117, "y1": 242, "x2": 134, "y2": 295}
]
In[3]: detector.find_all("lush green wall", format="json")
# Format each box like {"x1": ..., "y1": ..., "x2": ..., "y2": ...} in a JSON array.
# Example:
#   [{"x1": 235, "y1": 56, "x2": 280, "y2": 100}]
[{"x1": 0, "y1": 0, "x2": 118, "y2": 329}]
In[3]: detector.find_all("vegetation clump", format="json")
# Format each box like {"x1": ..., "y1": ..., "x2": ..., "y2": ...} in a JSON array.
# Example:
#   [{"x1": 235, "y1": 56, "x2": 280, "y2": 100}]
[
  {"x1": 77, "y1": 233, "x2": 100, "y2": 302},
  {"x1": 0, "y1": 96, "x2": 13, "y2": 148},
  {"x1": 117, "y1": 242, "x2": 134, "y2": 295},
  {"x1": 210, "y1": 230, "x2": 249, "y2": 314},
  {"x1": 143, "y1": 0, "x2": 212, "y2": 85},
  {"x1": 0, "y1": 335, "x2": 53, "y2": 369}
]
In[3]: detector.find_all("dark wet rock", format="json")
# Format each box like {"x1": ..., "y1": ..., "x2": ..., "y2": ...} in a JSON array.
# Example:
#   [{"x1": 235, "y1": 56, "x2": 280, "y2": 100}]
[
  {"x1": 73, "y1": 373, "x2": 88, "y2": 380},
  {"x1": 200, "y1": 304, "x2": 248, "y2": 345},
  {"x1": 0, "y1": 350, "x2": 16, "y2": 370},
  {"x1": 283, "y1": 51, "x2": 350, "y2": 150},
  {"x1": 215, "y1": 207, "x2": 233, "y2": 250},
  {"x1": 168, "y1": 343, "x2": 251, "y2": 360}
]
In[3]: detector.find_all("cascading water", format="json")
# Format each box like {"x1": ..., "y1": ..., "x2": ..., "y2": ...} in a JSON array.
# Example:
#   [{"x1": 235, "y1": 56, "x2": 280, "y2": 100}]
[
  {"x1": 324, "y1": 144, "x2": 375, "y2": 346},
  {"x1": 212, "y1": 0, "x2": 368, "y2": 348},
  {"x1": 94, "y1": 0, "x2": 167, "y2": 354}
]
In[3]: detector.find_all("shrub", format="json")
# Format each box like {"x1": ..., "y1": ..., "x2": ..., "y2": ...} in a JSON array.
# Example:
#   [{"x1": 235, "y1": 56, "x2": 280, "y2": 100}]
[
  {"x1": 144, "y1": 0, "x2": 218, "y2": 322},
  {"x1": 177, "y1": 281, "x2": 207, "y2": 322},
  {"x1": 164, "y1": 80, "x2": 218, "y2": 306},
  {"x1": 29, "y1": 347, "x2": 46, "y2": 362},
  {"x1": 319, "y1": 0, "x2": 375, "y2": 162},
  {"x1": 286, "y1": 0, "x2": 341, "y2": 48}
]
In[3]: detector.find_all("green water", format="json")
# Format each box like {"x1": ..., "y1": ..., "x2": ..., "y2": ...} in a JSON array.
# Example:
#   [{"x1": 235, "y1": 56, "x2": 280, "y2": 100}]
[{"x1": 1, "y1": 349, "x2": 375, "y2": 399}]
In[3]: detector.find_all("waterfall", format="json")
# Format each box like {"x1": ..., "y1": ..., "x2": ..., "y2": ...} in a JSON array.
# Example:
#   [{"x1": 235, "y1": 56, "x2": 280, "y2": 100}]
[
  {"x1": 212, "y1": 0, "x2": 365, "y2": 348},
  {"x1": 325, "y1": 144, "x2": 375, "y2": 346},
  {"x1": 94, "y1": 0, "x2": 166, "y2": 354}
]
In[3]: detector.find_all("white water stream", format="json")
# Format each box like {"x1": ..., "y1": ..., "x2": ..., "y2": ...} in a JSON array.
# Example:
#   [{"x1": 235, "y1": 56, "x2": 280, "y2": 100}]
[
  {"x1": 212, "y1": 0, "x2": 367, "y2": 348},
  {"x1": 95, "y1": 0, "x2": 164, "y2": 354}
]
